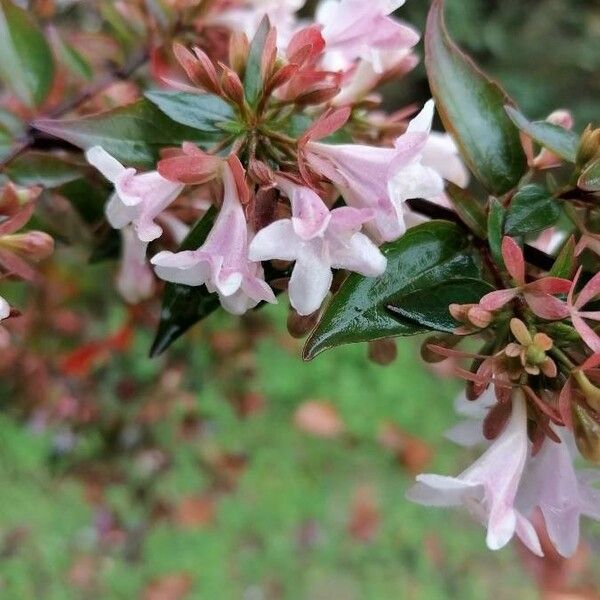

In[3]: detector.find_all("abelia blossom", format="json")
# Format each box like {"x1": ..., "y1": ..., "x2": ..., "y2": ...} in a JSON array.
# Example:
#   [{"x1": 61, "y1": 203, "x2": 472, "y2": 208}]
[
  {"x1": 444, "y1": 388, "x2": 495, "y2": 448},
  {"x1": 407, "y1": 390, "x2": 543, "y2": 555},
  {"x1": 85, "y1": 146, "x2": 184, "y2": 243},
  {"x1": 116, "y1": 227, "x2": 155, "y2": 305},
  {"x1": 305, "y1": 100, "x2": 444, "y2": 242},
  {"x1": 152, "y1": 156, "x2": 276, "y2": 315},
  {"x1": 479, "y1": 237, "x2": 571, "y2": 320},
  {"x1": 0, "y1": 295, "x2": 10, "y2": 348},
  {"x1": 317, "y1": 0, "x2": 419, "y2": 73},
  {"x1": 566, "y1": 268, "x2": 600, "y2": 353},
  {"x1": 249, "y1": 176, "x2": 387, "y2": 315}
]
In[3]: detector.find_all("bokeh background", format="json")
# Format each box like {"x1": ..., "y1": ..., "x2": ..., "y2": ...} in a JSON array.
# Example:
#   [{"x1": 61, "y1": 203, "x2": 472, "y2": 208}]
[{"x1": 1, "y1": 1, "x2": 599, "y2": 598}]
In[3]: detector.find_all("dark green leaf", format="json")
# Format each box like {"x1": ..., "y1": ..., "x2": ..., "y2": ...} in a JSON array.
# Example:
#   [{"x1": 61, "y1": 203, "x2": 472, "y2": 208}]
[
  {"x1": 151, "y1": 207, "x2": 219, "y2": 357},
  {"x1": 34, "y1": 99, "x2": 223, "y2": 168},
  {"x1": 303, "y1": 221, "x2": 481, "y2": 360},
  {"x1": 505, "y1": 184, "x2": 561, "y2": 236},
  {"x1": 145, "y1": 91, "x2": 236, "y2": 132},
  {"x1": 446, "y1": 182, "x2": 487, "y2": 238},
  {"x1": 549, "y1": 237, "x2": 576, "y2": 279},
  {"x1": 579, "y1": 159, "x2": 600, "y2": 192},
  {"x1": 387, "y1": 278, "x2": 494, "y2": 332},
  {"x1": 0, "y1": 0, "x2": 55, "y2": 107},
  {"x1": 425, "y1": 0, "x2": 526, "y2": 195},
  {"x1": 505, "y1": 106, "x2": 579, "y2": 164},
  {"x1": 5, "y1": 151, "x2": 85, "y2": 188},
  {"x1": 244, "y1": 16, "x2": 270, "y2": 106},
  {"x1": 57, "y1": 178, "x2": 110, "y2": 224},
  {"x1": 487, "y1": 198, "x2": 505, "y2": 267}
]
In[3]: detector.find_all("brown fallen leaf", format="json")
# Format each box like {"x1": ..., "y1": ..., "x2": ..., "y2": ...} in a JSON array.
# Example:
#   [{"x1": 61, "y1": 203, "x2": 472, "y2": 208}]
[
  {"x1": 293, "y1": 401, "x2": 345, "y2": 439},
  {"x1": 143, "y1": 573, "x2": 193, "y2": 600},
  {"x1": 174, "y1": 495, "x2": 216, "y2": 529},
  {"x1": 377, "y1": 421, "x2": 433, "y2": 475},
  {"x1": 347, "y1": 485, "x2": 380, "y2": 543}
]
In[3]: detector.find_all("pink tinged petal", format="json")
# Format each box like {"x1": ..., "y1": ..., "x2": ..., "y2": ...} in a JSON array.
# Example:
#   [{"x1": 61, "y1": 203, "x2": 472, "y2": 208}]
[
  {"x1": 479, "y1": 288, "x2": 518, "y2": 311},
  {"x1": 525, "y1": 277, "x2": 572, "y2": 295},
  {"x1": 572, "y1": 313, "x2": 600, "y2": 353},
  {"x1": 502, "y1": 237, "x2": 525, "y2": 285},
  {"x1": 406, "y1": 475, "x2": 480, "y2": 507},
  {"x1": 151, "y1": 250, "x2": 209, "y2": 287},
  {"x1": 85, "y1": 146, "x2": 127, "y2": 182},
  {"x1": 444, "y1": 419, "x2": 487, "y2": 448},
  {"x1": 575, "y1": 271, "x2": 600, "y2": 309},
  {"x1": 421, "y1": 132, "x2": 470, "y2": 188},
  {"x1": 0, "y1": 296, "x2": 9, "y2": 320},
  {"x1": 406, "y1": 99, "x2": 435, "y2": 135},
  {"x1": 0, "y1": 248, "x2": 38, "y2": 281},
  {"x1": 117, "y1": 227, "x2": 154, "y2": 304},
  {"x1": 105, "y1": 193, "x2": 136, "y2": 230},
  {"x1": 329, "y1": 231, "x2": 387, "y2": 276},
  {"x1": 524, "y1": 292, "x2": 570, "y2": 320},
  {"x1": 248, "y1": 220, "x2": 302, "y2": 262},
  {"x1": 288, "y1": 245, "x2": 333, "y2": 316},
  {"x1": 486, "y1": 504, "x2": 517, "y2": 550},
  {"x1": 515, "y1": 514, "x2": 544, "y2": 557},
  {"x1": 0, "y1": 202, "x2": 35, "y2": 236},
  {"x1": 388, "y1": 162, "x2": 444, "y2": 205},
  {"x1": 328, "y1": 206, "x2": 375, "y2": 232}
]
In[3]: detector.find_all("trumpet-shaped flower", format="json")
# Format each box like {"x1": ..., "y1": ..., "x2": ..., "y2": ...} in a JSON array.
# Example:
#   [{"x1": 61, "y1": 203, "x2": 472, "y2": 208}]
[
  {"x1": 152, "y1": 157, "x2": 276, "y2": 315},
  {"x1": 116, "y1": 227, "x2": 155, "y2": 305},
  {"x1": 86, "y1": 147, "x2": 184, "y2": 243},
  {"x1": 407, "y1": 391, "x2": 543, "y2": 555},
  {"x1": 479, "y1": 237, "x2": 571, "y2": 320},
  {"x1": 566, "y1": 268, "x2": 600, "y2": 353},
  {"x1": 249, "y1": 176, "x2": 387, "y2": 315},
  {"x1": 305, "y1": 100, "x2": 444, "y2": 242}
]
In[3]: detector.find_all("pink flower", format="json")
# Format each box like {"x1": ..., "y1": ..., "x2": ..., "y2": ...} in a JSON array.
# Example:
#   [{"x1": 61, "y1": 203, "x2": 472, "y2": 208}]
[
  {"x1": 152, "y1": 156, "x2": 276, "y2": 315},
  {"x1": 0, "y1": 295, "x2": 9, "y2": 348},
  {"x1": 566, "y1": 268, "x2": 600, "y2": 353},
  {"x1": 85, "y1": 147, "x2": 184, "y2": 243},
  {"x1": 116, "y1": 227, "x2": 155, "y2": 305},
  {"x1": 531, "y1": 110, "x2": 574, "y2": 170},
  {"x1": 444, "y1": 388, "x2": 495, "y2": 448},
  {"x1": 479, "y1": 237, "x2": 571, "y2": 320},
  {"x1": 249, "y1": 176, "x2": 386, "y2": 315},
  {"x1": 517, "y1": 427, "x2": 600, "y2": 557},
  {"x1": 317, "y1": 0, "x2": 419, "y2": 72},
  {"x1": 305, "y1": 100, "x2": 444, "y2": 242},
  {"x1": 407, "y1": 390, "x2": 543, "y2": 555}
]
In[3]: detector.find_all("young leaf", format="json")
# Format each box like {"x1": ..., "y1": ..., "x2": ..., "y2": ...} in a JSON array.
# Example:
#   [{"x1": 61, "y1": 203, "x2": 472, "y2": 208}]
[
  {"x1": 0, "y1": 0, "x2": 55, "y2": 107},
  {"x1": 34, "y1": 99, "x2": 223, "y2": 168},
  {"x1": 487, "y1": 199, "x2": 505, "y2": 267},
  {"x1": 151, "y1": 208, "x2": 219, "y2": 357},
  {"x1": 5, "y1": 151, "x2": 85, "y2": 188},
  {"x1": 579, "y1": 159, "x2": 600, "y2": 192},
  {"x1": 446, "y1": 182, "x2": 487, "y2": 238},
  {"x1": 303, "y1": 221, "x2": 481, "y2": 360},
  {"x1": 425, "y1": 0, "x2": 526, "y2": 195},
  {"x1": 244, "y1": 16, "x2": 270, "y2": 106},
  {"x1": 504, "y1": 184, "x2": 561, "y2": 236},
  {"x1": 505, "y1": 106, "x2": 579, "y2": 164},
  {"x1": 549, "y1": 237, "x2": 576, "y2": 279},
  {"x1": 387, "y1": 278, "x2": 494, "y2": 332},
  {"x1": 145, "y1": 91, "x2": 236, "y2": 132}
]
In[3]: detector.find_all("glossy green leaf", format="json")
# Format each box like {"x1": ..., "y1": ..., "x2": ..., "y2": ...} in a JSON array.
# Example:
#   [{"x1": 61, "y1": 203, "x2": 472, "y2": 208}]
[
  {"x1": 549, "y1": 237, "x2": 576, "y2": 279},
  {"x1": 57, "y1": 178, "x2": 110, "y2": 225},
  {"x1": 5, "y1": 151, "x2": 85, "y2": 188},
  {"x1": 487, "y1": 198, "x2": 505, "y2": 267},
  {"x1": 505, "y1": 106, "x2": 579, "y2": 163},
  {"x1": 425, "y1": 0, "x2": 526, "y2": 195},
  {"x1": 387, "y1": 278, "x2": 494, "y2": 332},
  {"x1": 0, "y1": 0, "x2": 55, "y2": 107},
  {"x1": 145, "y1": 91, "x2": 236, "y2": 132},
  {"x1": 244, "y1": 16, "x2": 270, "y2": 106},
  {"x1": 303, "y1": 221, "x2": 481, "y2": 360},
  {"x1": 446, "y1": 182, "x2": 487, "y2": 238},
  {"x1": 151, "y1": 208, "x2": 219, "y2": 357},
  {"x1": 505, "y1": 184, "x2": 561, "y2": 236},
  {"x1": 34, "y1": 99, "x2": 223, "y2": 168},
  {"x1": 579, "y1": 159, "x2": 600, "y2": 192}
]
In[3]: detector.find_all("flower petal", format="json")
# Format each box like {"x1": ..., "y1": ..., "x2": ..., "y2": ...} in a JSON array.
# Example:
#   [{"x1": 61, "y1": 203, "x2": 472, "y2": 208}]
[{"x1": 288, "y1": 245, "x2": 333, "y2": 316}]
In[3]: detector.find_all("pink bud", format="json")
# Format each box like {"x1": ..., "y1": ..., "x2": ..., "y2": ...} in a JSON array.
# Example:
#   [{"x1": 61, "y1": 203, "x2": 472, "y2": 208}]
[{"x1": 0, "y1": 231, "x2": 54, "y2": 260}]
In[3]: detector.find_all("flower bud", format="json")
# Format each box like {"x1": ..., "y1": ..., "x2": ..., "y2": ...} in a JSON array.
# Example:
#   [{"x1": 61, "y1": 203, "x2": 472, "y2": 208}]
[
  {"x1": 220, "y1": 66, "x2": 245, "y2": 107},
  {"x1": 577, "y1": 125, "x2": 600, "y2": 168},
  {"x1": 0, "y1": 231, "x2": 54, "y2": 260},
  {"x1": 229, "y1": 31, "x2": 249, "y2": 75},
  {"x1": 573, "y1": 370, "x2": 600, "y2": 412},
  {"x1": 573, "y1": 404, "x2": 600, "y2": 464}
]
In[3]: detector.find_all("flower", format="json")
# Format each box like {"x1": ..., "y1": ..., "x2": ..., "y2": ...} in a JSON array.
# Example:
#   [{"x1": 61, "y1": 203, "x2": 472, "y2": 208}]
[
  {"x1": 317, "y1": 0, "x2": 419, "y2": 72},
  {"x1": 85, "y1": 146, "x2": 184, "y2": 243},
  {"x1": 407, "y1": 390, "x2": 543, "y2": 555},
  {"x1": 116, "y1": 227, "x2": 155, "y2": 305},
  {"x1": 566, "y1": 268, "x2": 600, "y2": 353},
  {"x1": 152, "y1": 156, "x2": 276, "y2": 315},
  {"x1": 531, "y1": 110, "x2": 574, "y2": 170},
  {"x1": 249, "y1": 176, "x2": 387, "y2": 315},
  {"x1": 0, "y1": 295, "x2": 10, "y2": 348},
  {"x1": 444, "y1": 387, "x2": 495, "y2": 448},
  {"x1": 504, "y1": 318, "x2": 557, "y2": 378},
  {"x1": 479, "y1": 237, "x2": 571, "y2": 320},
  {"x1": 517, "y1": 426, "x2": 600, "y2": 557},
  {"x1": 305, "y1": 100, "x2": 444, "y2": 242}
]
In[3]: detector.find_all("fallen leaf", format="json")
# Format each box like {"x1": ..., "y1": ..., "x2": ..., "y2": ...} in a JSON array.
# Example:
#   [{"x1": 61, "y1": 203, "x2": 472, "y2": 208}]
[
  {"x1": 293, "y1": 401, "x2": 344, "y2": 438},
  {"x1": 143, "y1": 573, "x2": 193, "y2": 600}
]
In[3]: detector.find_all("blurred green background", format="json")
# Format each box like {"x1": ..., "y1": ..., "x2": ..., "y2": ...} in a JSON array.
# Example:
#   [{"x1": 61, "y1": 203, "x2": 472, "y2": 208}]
[{"x1": 1, "y1": 0, "x2": 599, "y2": 598}]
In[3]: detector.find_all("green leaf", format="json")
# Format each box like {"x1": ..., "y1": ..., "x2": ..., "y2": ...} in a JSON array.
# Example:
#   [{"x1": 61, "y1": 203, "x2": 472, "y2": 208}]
[
  {"x1": 5, "y1": 151, "x2": 85, "y2": 188},
  {"x1": 150, "y1": 208, "x2": 219, "y2": 357},
  {"x1": 57, "y1": 178, "x2": 109, "y2": 225},
  {"x1": 387, "y1": 278, "x2": 494, "y2": 332},
  {"x1": 446, "y1": 182, "x2": 487, "y2": 238},
  {"x1": 505, "y1": 106, "x2": 578, "y2": 164},
  {"x1": 303, "y1": 221, "x2": 481, "y2": 360},
  {"x1": 424, "y1": 0, "x2": 526, "y2": 195},
  {"x1": 0, "y1": 0, "x2": 55, "y2": 107},
  {"x1": 487, "y1": 198, "x2": 505, "y2": 267},
  {"x1": 34, "y1": 99, "x2": 223, "y2": 168},
  {"x1": 53, "y1": 33, "x2": 93, "y2": 81},
  {"x1": 145, "y1": 91, "x2": 236, "y2": 132},
  {"x1": 549, "y1": 237, "x2": 576, "y2": 279},
  {"x1": 579, "y1": 159, "x2": 600, "y2": 192},
  {"x1": 244, "y1": 16, "x2": 269, "y2": 106},
  {"x1": 505, "y1": 184, "x2": 561, "y2": 236}
]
